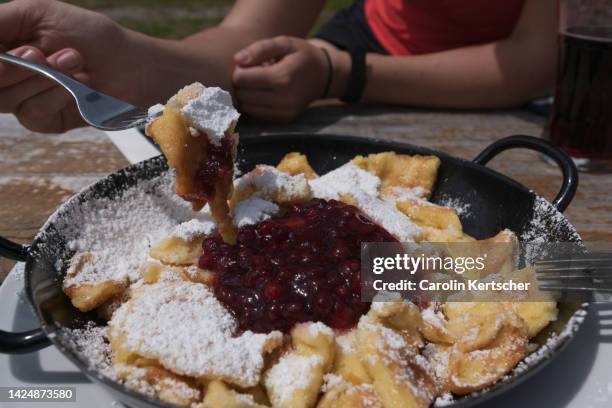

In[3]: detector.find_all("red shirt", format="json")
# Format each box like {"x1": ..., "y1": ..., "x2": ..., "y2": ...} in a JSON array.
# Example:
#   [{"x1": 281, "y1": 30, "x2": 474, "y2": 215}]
[{"x1": 365, "y1": 0, "x2": 526, "y2": 55}]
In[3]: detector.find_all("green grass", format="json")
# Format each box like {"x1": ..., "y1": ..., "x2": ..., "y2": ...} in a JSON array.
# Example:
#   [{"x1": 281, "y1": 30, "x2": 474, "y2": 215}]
[
  {"x1": 67, "y1": 0, "x2": 230, "y2": 8},
  {"x1": 0, "y1": 0, "x2": 353, "y2": 39},
  {"x1": 59, "y1": 0, "x2": 353, "y2": 39},
  {"x1": 116, "y1": 17, "x2": 225, "y2": 40}
]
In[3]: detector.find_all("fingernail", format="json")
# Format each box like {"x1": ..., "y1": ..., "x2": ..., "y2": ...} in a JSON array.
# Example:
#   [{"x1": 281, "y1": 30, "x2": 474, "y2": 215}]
[
  {"x1": 56, "y1": 50, "x2": 80, "y2": 71},
  {"x1": 235, "y1": 50, "x2": 250, "y2": 64},
  {"x1": 20, "y1": 49, "x2": 38, "y2": 61}
]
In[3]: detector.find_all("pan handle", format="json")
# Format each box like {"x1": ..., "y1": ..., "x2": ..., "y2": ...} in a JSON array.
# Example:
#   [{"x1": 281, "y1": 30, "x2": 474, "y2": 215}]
[
  {"x1": 0, "y1": 237, "x2": 51, "y2": 353},
  {"x1": 0, "y1": 236, "x2": 28, "y2": 261},
  {"x1": 473, "y1": 135, "x2": 578, "y2": 212}
]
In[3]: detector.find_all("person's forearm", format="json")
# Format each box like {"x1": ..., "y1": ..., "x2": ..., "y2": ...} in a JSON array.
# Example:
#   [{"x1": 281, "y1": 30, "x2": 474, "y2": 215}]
[
  {"x1": 116, "y1": 26, "x2": 252, "y2": 106},
  {"x1": 120, "y1": 0, "x2": 327, "y2": 106},
  {"x1": 360, "y1": 40, "x2": 556, "y2": 108}
]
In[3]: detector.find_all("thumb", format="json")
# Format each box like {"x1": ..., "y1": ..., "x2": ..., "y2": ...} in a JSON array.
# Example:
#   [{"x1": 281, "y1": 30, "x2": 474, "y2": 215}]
[{"x1": 234, "y1": 36, "x2": 296, "y2": 67}]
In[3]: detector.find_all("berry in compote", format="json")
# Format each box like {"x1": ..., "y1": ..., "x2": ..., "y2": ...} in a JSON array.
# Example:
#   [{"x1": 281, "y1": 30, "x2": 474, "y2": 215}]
[
  {"x1": 183, "y1": 137, "x2": 234, "y2": 203},
  {"x1": 200, "y1": 199, "x2": 398, "y2": 333}
]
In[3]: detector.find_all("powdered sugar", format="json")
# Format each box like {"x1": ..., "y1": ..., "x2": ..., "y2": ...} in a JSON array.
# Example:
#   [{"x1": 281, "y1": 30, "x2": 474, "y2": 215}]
[
  {"x1": 335, "y1": 333, "x2": 356, "y2": 353},
  {"x1": 437, "y1": 194, "x2": 473, "y2": 217},
  {"x1": 521, "y1": 195, "x2": 581, "y2": 243},
  {"x1": 264, "y1": 353, "x2": 323, "y2": 405},
  {"x1": 235, "y1": 165, "x2": 311, "y2": 202},
  {"x1": 351, "y1": 190, "x2": 421, "y2": 242},
  {"x1": 109, "y1": 280, "x2": 282, "y2": 387},
  {"x1": 372, "y1": 291, "x2": 403, "y2": 304},
  {"x1": 64, "y1": 250, "x2": 127, "y2": 287},
  {"x1": 61, "y1": 322, "x2": 115, "y2": 379},
  {"x1": 147, "y1": 103, "x2": 164, "y2": 118},
  {"x1": 232, "y1": 392, "x2": 260, "y2": 406},
  {"x1": 423, "y1": 343, "x2": 450, "y2": 386},
  {"x1": 60, "y1": 173, "x2": 197, "y2": 287},
  {"x1": 382, "y1": 186, "x2": 429, "y2": 202},
  {"x1": 232, "y1": 197, "x2": 279, "y2": 227},
  {"x1": 113, "y1": 363, "x2": 201, "y2": 402},
  {"x1": 322, "y1": 374, "x2": 382, "y2": 407},
  {"x1": 180, "y1": 86, "x2": 239, "y2": 146},
  {"x1": 422, "y1": 305, "x2": 451, "y2": 335},
  {"x1": 434, "y1": 392, "x2": 455, "y2": 407},
  {"x1": 114, "y1": 365, "x2": 157, "y2": 398},
  {"x1": 309, "y1": 163, "x2": 380, "y2": 200},
  {"x1": 307, "y1": 321, "x2": 334, "y2": 337},
  {"x1": 360, "y1": 316, "x2": 436, "y2": 402},
  {"x1": 170, "y1": 217, "x2": 217, "y2": 241},
  {"x1": 321, "y1": 373, "x2": 345, "y2": 394}
]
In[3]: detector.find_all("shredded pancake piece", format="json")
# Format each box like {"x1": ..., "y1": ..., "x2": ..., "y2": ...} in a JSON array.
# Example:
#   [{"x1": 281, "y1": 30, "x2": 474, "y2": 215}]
[
  {"x1": 146, "y1": 83, "x2": 239, "y2": 242},
  {"x1": 108, "y1": 281, "x2": 283, "y2": 388}
]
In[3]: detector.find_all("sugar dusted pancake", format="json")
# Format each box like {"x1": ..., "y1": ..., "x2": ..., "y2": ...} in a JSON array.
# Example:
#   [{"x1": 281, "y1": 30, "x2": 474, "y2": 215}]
[{"x1": 146, "y1": 83, "x2": 239, "y2": 242}]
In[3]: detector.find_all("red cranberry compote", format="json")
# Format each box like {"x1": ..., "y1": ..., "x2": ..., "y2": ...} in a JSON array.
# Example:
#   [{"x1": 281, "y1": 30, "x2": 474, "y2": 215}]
[
  {"x1": 183, "y1": 137, "x2": 234, "y2": 203},
  {"x1": 198, "y1": 199, "x2": 399, "y2": 333}
]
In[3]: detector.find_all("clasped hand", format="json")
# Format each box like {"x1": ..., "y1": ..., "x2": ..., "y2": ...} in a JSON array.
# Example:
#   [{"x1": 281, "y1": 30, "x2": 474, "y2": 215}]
[{"x1": 232, "y1": 36, "x2": 331, "y2": 123}]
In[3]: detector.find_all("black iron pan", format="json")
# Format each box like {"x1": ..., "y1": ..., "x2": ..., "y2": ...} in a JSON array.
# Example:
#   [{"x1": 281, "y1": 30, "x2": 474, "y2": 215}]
[{"x1": 0, "y1": 134, "x2": 583, "y2": 407}]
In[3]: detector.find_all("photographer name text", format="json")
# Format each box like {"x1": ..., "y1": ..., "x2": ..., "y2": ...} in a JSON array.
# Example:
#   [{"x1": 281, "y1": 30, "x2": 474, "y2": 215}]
[{"x1": 372, "y1": 279, "x2": 531, "y2": 292}]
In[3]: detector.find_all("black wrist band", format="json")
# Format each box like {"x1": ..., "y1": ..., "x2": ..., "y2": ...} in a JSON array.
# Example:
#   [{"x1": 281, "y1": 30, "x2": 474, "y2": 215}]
[
  {"x1": 341, "y1": 48, "x2": 367, "y2": 103},
  {"x1": 319, "y1": 47, "x2": 333, "y2": 99}
]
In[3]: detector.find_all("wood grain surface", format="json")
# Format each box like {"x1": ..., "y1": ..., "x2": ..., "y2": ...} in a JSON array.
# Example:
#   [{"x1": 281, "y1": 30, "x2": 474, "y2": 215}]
[{"x1": 1, "y1": 105, "x2": 610, "y2": 281}]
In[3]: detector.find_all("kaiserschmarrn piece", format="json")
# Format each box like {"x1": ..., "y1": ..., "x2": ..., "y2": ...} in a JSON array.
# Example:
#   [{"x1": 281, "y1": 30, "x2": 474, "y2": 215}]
[
  {"x1": 63, "y1": 251, "x2": 128, "y2": 312},
  {"x1": 231, "y1": 165, "x2": 313, "y2": 209},
  {"x1": 200, "y1": 380, "x2": 268, "y2": 408},
  {"x1": 357, "y1": 315, "x2": 438, "y2": 408},
  {"x1": 445, "y1": 311, "x2": 528, "y2": 394},
  {"x1": 331, "y1": 331, "x2": 371, "y2": 385},
  {"x1": 396, "y1": 200, "x2": 465, "y2": 242},
  {"x1": 108, "y1": 281, "x2": 283, "y2": 388},
  {"x1": 352, "y1": 152, "x2": 441, "y2": 199},
  {"x1": 114, "y1": 361, "x2": 202, "y2": 406},
  {"x1": 140, "y1": 261, "x2": 215, "y2": 286},
  {"x1": 264, "y1": 322, "x2": 335, "y2": 408},
  {"x1": 146, "y1": 83, "x2": 239, "y2": 242},
  {"x1": 149, "y1": 236, "x2": 203, "y2": 266},
  {"x1": 276, "y1": 152, "x2": 318, "y2": 180},
  {"x1": 318, "y1": 375, "x2": 383, "y2": 408}
]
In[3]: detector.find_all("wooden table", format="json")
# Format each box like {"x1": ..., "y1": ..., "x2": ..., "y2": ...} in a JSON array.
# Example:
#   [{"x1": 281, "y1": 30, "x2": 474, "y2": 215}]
[{"x1": 1, "y1": 106, "x2": 611, "y2": 281}]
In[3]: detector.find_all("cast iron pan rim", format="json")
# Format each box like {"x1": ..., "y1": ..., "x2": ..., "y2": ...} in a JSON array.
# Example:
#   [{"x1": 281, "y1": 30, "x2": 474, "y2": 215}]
[{"x1": 22, "y1": 133, "x2": 584, "y2": 408}]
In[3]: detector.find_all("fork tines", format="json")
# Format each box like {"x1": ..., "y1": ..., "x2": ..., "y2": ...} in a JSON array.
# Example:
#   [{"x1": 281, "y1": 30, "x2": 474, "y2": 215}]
[{"x1": 535, "y1": 255, "x2": 612, "y2": 296}]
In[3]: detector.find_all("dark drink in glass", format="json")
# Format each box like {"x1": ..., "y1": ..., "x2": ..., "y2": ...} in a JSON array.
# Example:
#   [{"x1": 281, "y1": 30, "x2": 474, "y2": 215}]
[{"x1": 545, "y1": 23, "x2": 612, "y2": 172}]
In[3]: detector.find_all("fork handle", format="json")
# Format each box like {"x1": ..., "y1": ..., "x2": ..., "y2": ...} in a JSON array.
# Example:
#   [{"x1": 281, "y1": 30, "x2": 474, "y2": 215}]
[{"x1": 0, "y1": 53, "x2": 90, "y2": 102}]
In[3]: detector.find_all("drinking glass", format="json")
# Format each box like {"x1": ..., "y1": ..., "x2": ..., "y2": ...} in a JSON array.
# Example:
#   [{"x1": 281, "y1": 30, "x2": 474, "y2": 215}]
[{"x1": 544, "y1": 0, "x2": 612, "y2": 172}]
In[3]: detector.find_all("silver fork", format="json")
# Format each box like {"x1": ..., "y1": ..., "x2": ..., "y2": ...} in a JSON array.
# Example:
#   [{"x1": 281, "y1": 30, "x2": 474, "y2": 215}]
[
  {"x1": 536, "y1": 254, "x2": 612, "y2": 302},
  {"x1": 0, "y1": 53, "x2": 159, "y2": 130}
]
